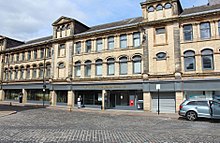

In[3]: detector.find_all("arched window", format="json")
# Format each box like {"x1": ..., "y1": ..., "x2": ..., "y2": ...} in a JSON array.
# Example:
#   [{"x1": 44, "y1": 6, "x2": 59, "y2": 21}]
[
  {"x1": 84, "y1": 60, "x2": 91, "y2": 77},
  {"x1": 32, "y1": 65, "x2": 37, "y2": 79},
  {"x1": 148, "y1": 6, "x2": 154, "y2": 12},
  {"x1": 39, "y1": 64, "x2": 44, "y2": 78},
  {"x1": 95, "y1": 59, "x2": 103, "y2": 76},
  {"x1": 4, "y1": 68, "x2": 8, "y2": 80},
  {"x1": 20, "y1": 66, "x2": 24, "y2": 79},
  {"x1": 58, "y1": 62, "x2": 65, "y2": 78},
  {"x1": 46, "y1": 63, "x2": 51, "y2": 78},
  {"x1": 107, "y1": 58, "x2": 115, "y2": 75},
  {"x1": 164, "y1": 3, "x2": 172, "y2": 9},
  {"x1": 184, "y1": 51, "x2": 196, "y2": 71},
  {"x1": 119, "y1": 57, "x2": 128, "y2": 75},
  {"x1": 75, "y1": 61, "x2": 81, "y2": 77},
  {"x1": 156, "y1": 4, "x2": 163, "y2": 11},
  {"x1": 201, "y1": 49, "x2": 214, "y2": 70},
  {"x1": 9, "y1": 67, "x2": 13, "y2": 80},
  {"x1": 132, "y1": 55, "x2": 142, "y2": 74},
  {"x1": 14, "y1": 67, "x2": 19, "y2": 79},
  {"x1": 156, "y1": 52, "x2": 166, "y2": 60},
  {"x1": 26, "y1": 65, "x2": 30, "y2": 79}
]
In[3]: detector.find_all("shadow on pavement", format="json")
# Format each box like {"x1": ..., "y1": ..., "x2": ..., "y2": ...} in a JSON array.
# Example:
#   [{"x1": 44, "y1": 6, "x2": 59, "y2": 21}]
[
  {"x1": 178, "y1": 116, "x2": 220, "y2": 123},
  {"x1": 0, "y1": 104, "x2": 47, "y2": 112}
]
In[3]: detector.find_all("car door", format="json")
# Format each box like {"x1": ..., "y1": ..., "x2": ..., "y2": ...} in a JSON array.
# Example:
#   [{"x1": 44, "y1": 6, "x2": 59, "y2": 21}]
[
  {"x1": 196, "y1": 101, "x2": 210, "y2": 118},
  {"x1": 212, "y1": 101, "x2": 220, "y2": 118}
]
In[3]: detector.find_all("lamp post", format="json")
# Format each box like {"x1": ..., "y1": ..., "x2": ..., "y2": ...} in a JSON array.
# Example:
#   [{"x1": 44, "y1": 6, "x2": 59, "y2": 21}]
[{"x1": 156, "y1": 84, "x2": 160, "y2": 115}]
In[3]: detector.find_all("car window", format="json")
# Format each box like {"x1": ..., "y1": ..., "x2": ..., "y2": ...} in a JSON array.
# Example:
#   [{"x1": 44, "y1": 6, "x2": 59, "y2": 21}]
[
  {"x1": 187, "y1": 101, "x2": 197, "y2": 105},
  {"x1": 196, "y1": 101, "x2": 208, "y2": 106}
]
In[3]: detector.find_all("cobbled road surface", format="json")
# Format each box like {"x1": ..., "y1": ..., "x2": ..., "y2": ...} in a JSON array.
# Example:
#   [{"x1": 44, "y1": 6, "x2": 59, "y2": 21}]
[{"x1": 0, "y1": 106, "x2": 220, "y2": 143}]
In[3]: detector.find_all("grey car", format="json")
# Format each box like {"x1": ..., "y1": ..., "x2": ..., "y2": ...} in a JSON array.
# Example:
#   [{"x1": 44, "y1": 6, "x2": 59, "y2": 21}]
[{"x1": 179, "y1": 99, "x2": 220, "y2": 121}]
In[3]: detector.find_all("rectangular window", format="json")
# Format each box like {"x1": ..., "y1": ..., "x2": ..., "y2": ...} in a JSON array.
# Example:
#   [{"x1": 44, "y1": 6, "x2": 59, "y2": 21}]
[
  {"x1": 40, "y1": 49, "x2": 44, "y2": 59},
  {"x1": 75, "y1": 42, "x2": 81, "y2": 54},
  {"x1": 85, "y1": 65, "x2": 91, "y2": 77},
  {"x1": 108, "y1": 36, "x2": 114, "y2": 50},
  {"x1": 133, "y1": 32, "x2": 140, "y2": 47},
  {"x1": 96, "y1": 38, "x2": 103, "y2": 52},
  {"x1": 27, "y1": 51, "x2": 31, "y2": 60},
  {"x1": 47, "y1": 48, "x2": 51, "y2": 58},
  {"x1": 86, "y1": 40, "x2": 91, "y2": 53},
  {"x1": 16, "y1": 54, "x2": 19, "y2": 61},
  {"x1": 200, "y1": 22, "x2": 211, "y2": 39},
  {"x1": 156, "y1": 27, "x2": 166, "y2": 35},
  {"x1": 21, "y1": 52, "x2": 25, "y2": 61},
  {"x1": 120, "y1": 62, "x2": 128, "y2": 75},
  {"x1": 183, "y1": 24, "x2": 193, "y2": 41},
  {"x1": 34, "y1": 50, "x2": 37, "y2": 59},
  {"x1": 120, "y1": 34, "x2": 127, "y2": 49},
  {"x1": 58, "y1": 44, "x2": 66, "y2": 57},
  {"x1": 133, "y1": 61, "x2": 141, "y2": 74},
  {"x1": 11, "y1": 54, "x2": 14, "y2": 63}
]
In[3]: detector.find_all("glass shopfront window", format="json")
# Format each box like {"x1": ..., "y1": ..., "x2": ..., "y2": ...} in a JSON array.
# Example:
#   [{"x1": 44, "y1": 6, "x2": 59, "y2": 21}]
[{"x1": 27, "y1": 89, "x2": 49, "y2": 103}]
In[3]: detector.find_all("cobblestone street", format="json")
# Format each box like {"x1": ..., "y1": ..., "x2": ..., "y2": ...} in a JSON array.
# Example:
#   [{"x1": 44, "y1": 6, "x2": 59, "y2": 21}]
[{"x1": 0, "y1": 105, "x2": 220, "y2": 142}]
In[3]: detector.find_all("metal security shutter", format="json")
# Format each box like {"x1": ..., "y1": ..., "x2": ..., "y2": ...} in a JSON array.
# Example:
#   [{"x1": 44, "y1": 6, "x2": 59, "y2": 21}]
[{"x1": 151, "y1": 92, "x2": 176, "y2": 113}]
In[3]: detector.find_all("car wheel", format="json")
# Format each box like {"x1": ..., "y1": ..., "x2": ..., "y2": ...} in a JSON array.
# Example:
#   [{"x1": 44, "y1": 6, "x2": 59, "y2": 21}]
[{"x1": 186, "y1": 111, "x2": 197, "y2": 121}]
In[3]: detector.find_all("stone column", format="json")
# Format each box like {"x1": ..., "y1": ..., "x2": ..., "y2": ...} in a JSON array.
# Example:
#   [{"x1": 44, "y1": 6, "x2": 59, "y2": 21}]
[
  {"x1": 176, "y1": 91, "x2": 184, "y2": 112},
  {"x1": 102, "y1": 90, "x2": 106, "y2": 110},
  {"x1": 50, "y1": 90, "x2": 57, "y2": 106},
  {"x1": 22, "y1": 89, "x2": 27, "y2": 104},
  {"x1": 0, "y1": 90, "x2": 5, "y2": 101},
  {"x1": 143, "y1": 92, "x2": 151, "y2": 111},
  {"x1": 67, "y1": 90, "x2": 75, "y2": 108}
]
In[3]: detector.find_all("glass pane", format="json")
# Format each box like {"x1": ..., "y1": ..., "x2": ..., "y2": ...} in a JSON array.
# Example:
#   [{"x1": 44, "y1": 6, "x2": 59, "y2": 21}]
[
  {"x1": 156, "y1": 28, "x2": 165, "y2": 34},
  {"x1": 75, "y1": 66, "x2": 81, "y2": 77},
  {"x1": 134, "y1": 62, "x2": 141, "y2": 74},
  {"x1": 201, "y1": 29, "x2": 211, "y2": 39},
  {"x1": 108, "y1": 37, "x2": 114, "y2": 50},
  {"x1": 148, "y1": 6, "x2": 154, "y2": 12},
  {"x1": 202, "y1": 56, "x2": 213, "y2": 69},
  {"x1": 156, "y1": 5, "x2": 163, "y2": 11},
  {"x1": 184, "y1": 51, "x2": 195, "y2": 56},
  {"x1": 185, "y1": 57, "x2": 195, "y2": 71},
  {"x1": 134, "y1": 38, "x2": 140, "y2": 47},
  {"x1": 120, "y1": 40, "x2": 127, "y2": 49},
  {"x1": 108, "y1": 64, "x2": 115, "y2": 75},
  {"x1": 165, "y1": 3, "x2": 172, "y2": 9},
  {"x1": 96, "y1": 64, "x2": 102, "y2": 76},
  {"x1": 202, "y1": 49, "x2": 213, "y2": 55},
  {"x1": 120, "y1": 63, "x2": 127, "y2": 75}
]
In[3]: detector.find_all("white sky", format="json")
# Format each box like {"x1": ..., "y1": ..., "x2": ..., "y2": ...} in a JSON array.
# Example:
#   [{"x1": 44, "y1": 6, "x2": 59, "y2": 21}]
[{"x1": 0, "y1": 0, "x2": 208, "y2": 41}]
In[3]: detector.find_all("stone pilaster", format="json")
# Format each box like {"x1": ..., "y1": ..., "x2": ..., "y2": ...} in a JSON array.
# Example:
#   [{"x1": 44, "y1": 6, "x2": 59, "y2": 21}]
[
  {"x1": 102, "y1": 90, "x2": 106, "y2": 110},
  {"x1": 22, "y1": 89, "x2": 27, "y2": 104},
  {"x1": 50, "y1": 90, "x2": 57, "y2": 106},
  {"x1": 142, "y1": 28, "x2": 149, "y2": 74},
  {"x1": 0, "y1": 90, "x2": 5, "y2": 101},
  {"x1": 176, "y1": 91, "x2": 184, "y2": 112},
  {"x1": 67, "y1": 90, "x2": 75, "y2": 108},
  {"x1": 143, "y1": 92, "x2": 151, "y2": 111},
  {"x1": 173, "y1": 25, "x2": 181, "y2": 73}
]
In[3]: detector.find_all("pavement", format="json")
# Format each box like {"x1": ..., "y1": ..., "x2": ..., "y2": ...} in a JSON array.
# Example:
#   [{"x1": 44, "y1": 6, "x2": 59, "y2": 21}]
[
  {"x1": 0, "y1": 102, "x2": 220, "y2": 142},
  {"x1": 0, "y1": 101, "x2": 179, "y2": 119}
]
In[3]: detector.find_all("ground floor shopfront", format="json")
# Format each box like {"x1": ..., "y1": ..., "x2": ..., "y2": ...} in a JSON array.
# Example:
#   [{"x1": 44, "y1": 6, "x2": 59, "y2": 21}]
[{"x1": 0, "y1": 79, "x2": 220, "y2": 113}]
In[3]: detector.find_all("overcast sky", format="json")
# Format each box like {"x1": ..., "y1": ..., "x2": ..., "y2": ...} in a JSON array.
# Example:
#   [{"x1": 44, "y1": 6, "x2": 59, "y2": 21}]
[{"x1": 0, "y1": 0, "x2": 208, "y2": 41}]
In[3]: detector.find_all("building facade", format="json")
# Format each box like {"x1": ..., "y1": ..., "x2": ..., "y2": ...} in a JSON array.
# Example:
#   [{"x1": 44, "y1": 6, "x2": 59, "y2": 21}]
[{"x1": 1, "y1": 0, "x2": 220, "y2": 113}]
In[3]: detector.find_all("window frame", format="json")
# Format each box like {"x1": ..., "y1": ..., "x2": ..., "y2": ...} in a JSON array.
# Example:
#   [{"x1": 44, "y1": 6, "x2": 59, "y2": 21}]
[
  {"x1": 107, "y1": 58, "x2": 115, "y2": 75},
  {"x1": 95, "y1": 59, "x2": 103, "y2": 76},
  {"x1": 200, "y1": 22, "x2": 211, "y2": 40},
  {"x1": 86, "y1": 40, "x2": 92, "y2": 53},
  {"x1": 148, "y1": 6, "x2": 154, "y2": 12},
  {"x1": 84, "y1": 60, "x2": 92, "y2": 77},
  {"x1": 164, "y1": 3, "x2": 172, "y2": 9},
  {"x1": 120, "y1": 34, "x2": 127, "y2": 49},
  {"x1": 119, "y1": 57, "x2": 128, "y2": 75},
  {"x1": 183, "y1": 24, "x2": 193, "y2": 41},
  {"x1": 156, "y1": 4, "x2": 163, "y2": 11},
  {"x1": 75, "y1": 42, "x2": 81, "y2": 54},
  {"x1": 108, "y1": 36, "x2": 114, "y2": 50},
  {"x1": 184, "y1": 51, "x2": 196, "y2": 71},
  {"x1": 132, "y1": 56, "x2": 142, "y2": 74},
  {"x1": 201, "y1": 49, "x2": 214, "y2": 70},
  {"x1": 133, "y1": 32, "x2": 141, "y2": 48}
]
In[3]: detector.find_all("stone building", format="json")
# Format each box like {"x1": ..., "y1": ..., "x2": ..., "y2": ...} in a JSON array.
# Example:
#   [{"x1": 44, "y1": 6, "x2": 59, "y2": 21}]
[{"x1": 1, "y1": 0, "x2": 220, "y2": 113}]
